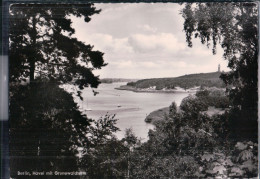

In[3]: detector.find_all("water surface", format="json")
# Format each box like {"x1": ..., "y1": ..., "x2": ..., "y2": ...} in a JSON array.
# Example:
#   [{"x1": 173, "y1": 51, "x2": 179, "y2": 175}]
[{"x1": 65, "y1": 83, "x2": 190, "y2": 141}]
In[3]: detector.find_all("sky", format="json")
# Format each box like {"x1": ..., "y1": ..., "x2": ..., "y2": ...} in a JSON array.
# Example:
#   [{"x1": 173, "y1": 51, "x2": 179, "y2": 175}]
[{"x1": 72, "y1": 3, "x2": 229, "y2": 79}]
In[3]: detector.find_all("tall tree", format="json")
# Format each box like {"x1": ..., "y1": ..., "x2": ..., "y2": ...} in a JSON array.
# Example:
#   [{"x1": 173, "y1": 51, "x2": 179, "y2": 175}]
[
  {"x1": 9, "y1": 82, "x2": 90, "y2": 177},
  {"x1": 9, "y1": 3, "x2": 106, "y2": 88},
  {"x1": 9, "y1": 3, "x2": 110, "y2": 178},
  {"x1": 181, "y1": 2, "x2": 258, "y2": 140}
]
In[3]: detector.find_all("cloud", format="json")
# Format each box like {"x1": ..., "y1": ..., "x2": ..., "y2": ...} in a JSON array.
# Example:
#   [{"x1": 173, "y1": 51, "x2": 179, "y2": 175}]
[
  {"x1": 128, "y1": 33, "x2": 185, "y2": 53},
  {"x1": 81, "y1": 33, "x2": 133, "y2": 54},
  {"x1": 115, "y1": 60, "x2": 135, "y2": 68},
  {"x1": 138, "y1": 24, "x2": 157, "y2": 33},
  {"x1": 138, "y1": 61, "x2": 158, "y2": 68},
  {"x1": 71, "y1": 3, "x2": 229, "y2": 78}
]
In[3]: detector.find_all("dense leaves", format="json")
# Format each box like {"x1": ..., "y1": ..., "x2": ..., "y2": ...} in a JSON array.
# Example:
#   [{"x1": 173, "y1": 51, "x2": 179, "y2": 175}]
[
  {"x1": 181, "y1": 2, "x2": 258, "y2": 141},
  {"x1": 87, "y1": 3, "x2": 258, "y2": 178},
  {"x1": 9, "y1": 82, "x2": 91, "y2": 177},
  {"x1": 9, "y1": 3, "x2": 106, "y2": 88},
  {"x1": 9, "y1": 81, "x2": 122, "y2": 178},
  {"x1": 9, "y1": 3, "x2": 112, "y2": 179},
  {"x1": 126, "y1": 91, "x2": 257, "y2": 178},
  {"x1": 80, "y1": 128, "x2": 140, "y2": 179}
]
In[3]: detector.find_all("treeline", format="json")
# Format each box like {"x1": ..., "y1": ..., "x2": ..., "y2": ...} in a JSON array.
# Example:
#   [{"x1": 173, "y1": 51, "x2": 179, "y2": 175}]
[
  {"x1": 100, "y1": 78, "x2": 138, "y2": 84},
  {"x1": 127, "y1": 72, "x2": 225, "y2": 90}
]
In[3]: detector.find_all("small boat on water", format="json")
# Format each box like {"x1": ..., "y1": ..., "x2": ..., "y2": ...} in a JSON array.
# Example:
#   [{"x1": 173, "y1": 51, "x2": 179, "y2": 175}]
[{"x1": 117, "y1": 104, "x2": 122, "y2": 108}]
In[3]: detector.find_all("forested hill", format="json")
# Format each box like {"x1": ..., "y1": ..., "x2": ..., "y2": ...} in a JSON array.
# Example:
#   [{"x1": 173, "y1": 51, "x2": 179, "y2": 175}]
[
  {"x1": 126, "y1": 72, "x2": 225, "y2": 90},
  {"x1": 100, "y1": 78, "x2": 138, "y2": 83}
]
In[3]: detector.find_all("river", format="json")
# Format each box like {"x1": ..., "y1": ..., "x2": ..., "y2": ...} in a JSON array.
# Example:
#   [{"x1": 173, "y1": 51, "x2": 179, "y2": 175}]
[{"x1": 64, "y1": 82, "x2": 191, "y2": 141}]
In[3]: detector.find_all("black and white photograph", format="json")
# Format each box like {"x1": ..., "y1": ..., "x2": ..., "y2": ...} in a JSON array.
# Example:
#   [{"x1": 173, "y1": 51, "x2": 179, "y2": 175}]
[{"x1": 4, "y1": 1, "x2": 258, "y2": 178}]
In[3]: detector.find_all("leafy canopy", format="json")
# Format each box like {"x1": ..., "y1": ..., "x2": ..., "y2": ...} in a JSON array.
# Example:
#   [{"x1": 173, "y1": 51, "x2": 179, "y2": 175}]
[
  {"x1": 9, "y1": 3, "x2": 106, "y2": 89},
  {"x1": 181, "y1": 2, "x2": 258, "y2": 140},
  {"x1": 9, "y1": 4, "x2": 115, "y2": 178}
]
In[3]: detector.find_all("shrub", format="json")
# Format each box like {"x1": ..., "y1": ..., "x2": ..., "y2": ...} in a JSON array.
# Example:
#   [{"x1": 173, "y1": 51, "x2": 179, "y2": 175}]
[
  {"x1": 169, "y1": 102, "x2": 177, "y2": 117},
  {"x1": 180, "y1": 95, "x2": 208, "y2": 119}
]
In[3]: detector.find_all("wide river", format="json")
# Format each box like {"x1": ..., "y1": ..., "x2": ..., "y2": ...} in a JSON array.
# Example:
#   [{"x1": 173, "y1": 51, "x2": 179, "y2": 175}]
[{"x1": 65, "y1": 82, "x2": 191, "y2": 141}]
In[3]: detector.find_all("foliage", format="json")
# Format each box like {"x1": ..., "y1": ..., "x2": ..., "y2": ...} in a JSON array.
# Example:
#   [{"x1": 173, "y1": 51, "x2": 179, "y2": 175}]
[
  {"x1": 199, "y1": 141, "x2": 258, "y2": 178},
  {"x1": 9, "y1": 82, "x2": 91, "y2": 177},
  {"x1": 122, "y1": 128, "x2": 140, "y2": 149},
  {"x1": 127, "y1": 72, "x2": 225, "y2": 90},
  {"x1": 181, "y1": 2, "x2": 258, "y2": 141},
  {"x1": 180, "y1": 95, "x2": 208, "y2": 119},
  {"x1": 100, "y1": 78, "x2": 136, "y2": 84},
  {"x1": 196, "y1": 89, "x2": 229, "y2": 109},
  {"x1": 81, "y1": 128, "x2": 140, "y2": 179},
  {"x1": 168, "y1": 102, "x2": 177, "y2": 117},
  {"x1": 227, "y1": 107, "x2": 257, "y2": 141},
  {"x1": 8, "y1": 2, "x2": 258, "y2": 178},
  {"x1": 81, "y1": 137, "x2": 128, "y2": 179},
  {"x1": 10, "y1": 82, "x2": 122, "y2": 178},
  {"x1": 88, "y1": 3, "x2": 258, "y2": 178},
  {"x1": 124, "y1": 87, "x2": 249, "y2": 178},
  {"x1": 89, "y1": 114, "x2": 119, "y2": 146},
  {"x1": 8, "y1": 4, "x2": 117, "y2": 178},
  {"x1": 9, "y1": 3, "x2": 106, "y2": 89},
  {"x1": 130, "y1": 154, "x2": 200, "y2": 179},
  {"x1": 127, "y1": 100, "x2": 257, "y2": 178}
]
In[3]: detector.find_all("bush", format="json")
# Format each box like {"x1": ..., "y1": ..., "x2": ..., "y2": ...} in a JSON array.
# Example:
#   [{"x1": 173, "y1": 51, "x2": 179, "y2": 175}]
[
  {"x1": 195, "y1": 89, "x2": 229, "y2": 109},
  {"x1": 180, "y1": 95, "x2": 208, "y2": 119},
  {"x1": 169, "y1": 102, "x2": 177, "y2": 117}
]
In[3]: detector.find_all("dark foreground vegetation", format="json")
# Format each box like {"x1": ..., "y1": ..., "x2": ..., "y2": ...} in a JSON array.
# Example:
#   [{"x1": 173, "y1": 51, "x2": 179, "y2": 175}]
[
  {"x1": 9, "y1": 2, "x2": 257, "y2": 179},
  {"x1": 145, "y1": 88, "x2": 229, "y2": 124}
]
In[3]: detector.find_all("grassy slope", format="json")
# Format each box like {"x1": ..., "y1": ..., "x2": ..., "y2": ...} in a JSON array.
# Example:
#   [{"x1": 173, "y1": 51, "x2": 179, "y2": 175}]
[{"x1": 145, "y1": 107, "x2": 169, "y2": 124}]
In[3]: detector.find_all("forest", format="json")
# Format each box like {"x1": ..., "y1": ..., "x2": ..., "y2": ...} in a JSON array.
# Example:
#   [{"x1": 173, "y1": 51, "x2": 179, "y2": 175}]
[
  {"x1": 126, "y1": 72, "x2": 225, "y2": 90},
  {"x1": 100, "y1": 78, "x2": 137, "y2": 84},
  {"x1": 8, "y1": 2, "x2": 258, "y2": 178}
]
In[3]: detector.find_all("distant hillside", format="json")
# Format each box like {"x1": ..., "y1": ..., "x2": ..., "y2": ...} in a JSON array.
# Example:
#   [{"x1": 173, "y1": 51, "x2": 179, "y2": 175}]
[
  {"x1": 100, "y1": 78, "x2": 138, "y2": 84},
  {"x1": 126, "y1": 72, "x2": 225, "y2": 90}
]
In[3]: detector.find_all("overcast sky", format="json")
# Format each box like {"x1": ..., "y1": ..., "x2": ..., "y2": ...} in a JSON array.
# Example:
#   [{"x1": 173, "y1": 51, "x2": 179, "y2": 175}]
[{"x1": 72, "y1": 3, "x2": 229, "y2": 79}]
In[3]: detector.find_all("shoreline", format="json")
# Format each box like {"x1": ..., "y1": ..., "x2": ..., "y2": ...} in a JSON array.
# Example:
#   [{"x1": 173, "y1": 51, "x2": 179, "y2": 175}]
[{"x1": 115, "y1": 85, "x2": 198, "y2": 94}]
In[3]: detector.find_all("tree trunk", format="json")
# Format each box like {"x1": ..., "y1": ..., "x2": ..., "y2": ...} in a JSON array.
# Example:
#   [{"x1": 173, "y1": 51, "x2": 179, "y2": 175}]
[
  {"x1": 30, "y1": 61, "x2": 35, "y2": 82},
  {"x1": 30, "y1": 16, "x2": 37, "y2": 83}
]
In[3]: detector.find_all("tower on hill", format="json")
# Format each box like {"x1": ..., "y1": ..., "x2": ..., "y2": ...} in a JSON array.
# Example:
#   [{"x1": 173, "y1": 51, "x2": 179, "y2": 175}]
[{"x1": 218, "y1": 64, "x2": 220, "y2": 72}]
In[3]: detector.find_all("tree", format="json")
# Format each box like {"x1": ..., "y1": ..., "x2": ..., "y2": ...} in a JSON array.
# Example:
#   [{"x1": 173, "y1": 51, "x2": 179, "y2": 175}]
[
  {"x1": 180, "y1": 95, "x2": 208, "y2": 120},
  {"x1": 169, "y1": 102, "x2": 177, "y2": 117},
  {"x1": 181, "y1": 2, "x2": 258, "y2": 140},
  {"x1": 121, "y1": 128, "x2": 141, "y2": 178},
  {"x1": 9, "y1": 3, "x2": 106, "y2": 89},
  {"x1": 80, "y1": 116, "x2": 126, "y2": 179},
  {"x1": 9, "y1": 82, "x2": 90, "y2": 178},
  {"x1": 9, "y1": 3, "x2": 110, "y2": 178}
]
